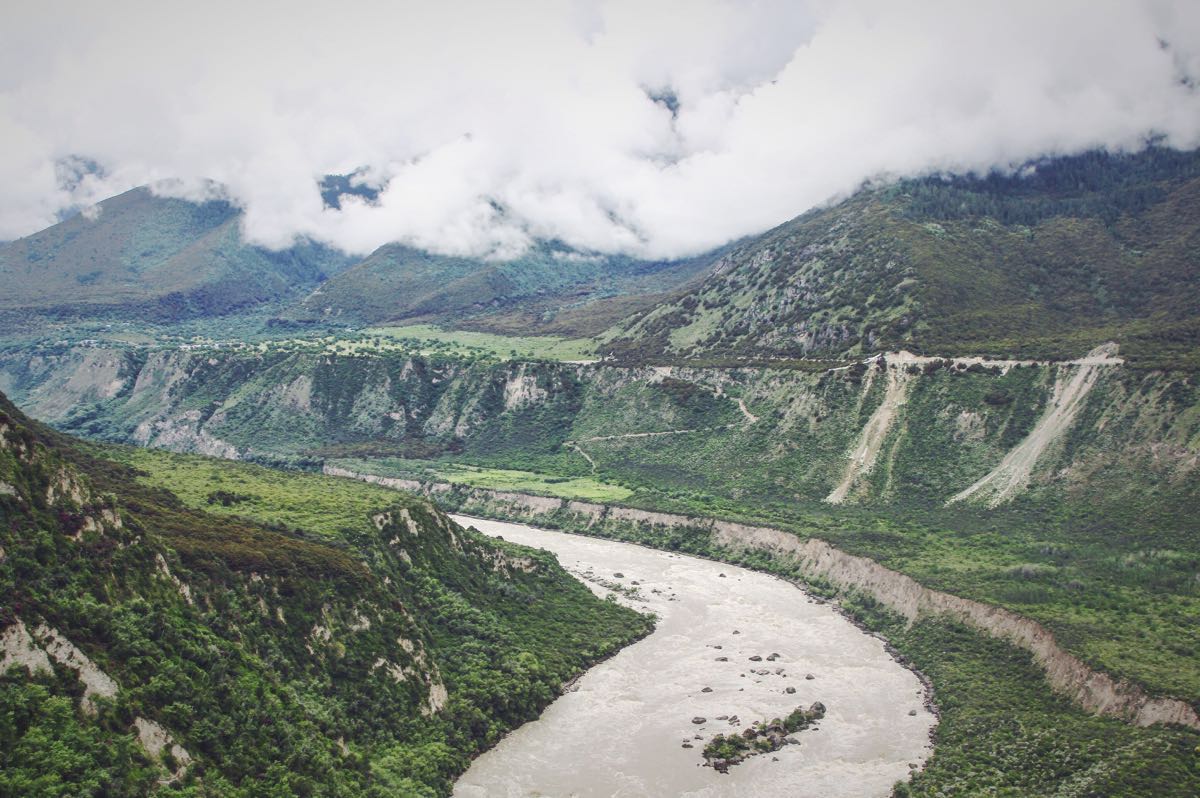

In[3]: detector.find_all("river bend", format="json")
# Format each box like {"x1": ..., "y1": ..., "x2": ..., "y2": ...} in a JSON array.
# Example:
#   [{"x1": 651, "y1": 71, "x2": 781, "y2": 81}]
[{"x1": 452, "y1": 515, "x2": 935, "y2": 798}]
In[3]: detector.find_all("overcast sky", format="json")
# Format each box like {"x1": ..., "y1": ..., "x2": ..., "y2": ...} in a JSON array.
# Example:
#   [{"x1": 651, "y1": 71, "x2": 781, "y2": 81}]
[{"x1": 2, "y1": 0, "x2": 1199, "y2": 259}]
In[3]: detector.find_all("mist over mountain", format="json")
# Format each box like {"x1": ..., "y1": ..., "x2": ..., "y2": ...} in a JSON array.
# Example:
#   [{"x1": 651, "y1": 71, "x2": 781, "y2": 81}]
[
  {"x1": 4, "y1": 147, "x2": 1197, "y2": 367},
  {"x1": 3, "y1": 1, "x2": 1199, "y2": 260}
]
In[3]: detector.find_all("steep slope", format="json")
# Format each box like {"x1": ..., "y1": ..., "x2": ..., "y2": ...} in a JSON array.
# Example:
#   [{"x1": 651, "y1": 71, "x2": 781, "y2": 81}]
[
  {"x1": 0, "y1": 187, "x2": 353, "y2": 330},
  {"x1": 0, "y1": 391, "x2": 648, "y2": 796},
  {"x1": 602, "y1": 147, "x2": 1200, "y2": 368},
  {"x1": 287, "y1": 241, "x2": 715, "y2": 336}
]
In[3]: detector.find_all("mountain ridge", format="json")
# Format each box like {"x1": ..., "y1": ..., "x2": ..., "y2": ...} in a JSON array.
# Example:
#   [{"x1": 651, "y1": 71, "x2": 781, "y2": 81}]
[
  {"x1": 5, "y1": 147, "x2": 1198, "y2": 370},
  {"x1": 601, "y1": 147, "x2": 1200, "y2": 369}
]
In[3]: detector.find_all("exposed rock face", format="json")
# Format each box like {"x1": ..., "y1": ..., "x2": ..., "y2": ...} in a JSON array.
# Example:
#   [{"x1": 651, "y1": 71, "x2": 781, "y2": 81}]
[
  {"x1": 826, "y1": 360, "x2": 912, "y2": 504},
  {"x1": 950, "y1": 344, "x2": 1116, "y2": 506},
  {"x1": 33, "y1": 624, "x2": 119, "y2": 714},
  {"x1": 134, "y1": 717, "x2": 192, "y2": 778},
  {"x1": 502, "y1": 364, "x2": 549, "y2": 411},
  {"x1": 0, "y1": 620, "x2": 52, "y2": 676},
  {"x1": 330, "y1": 472, "x2": 1200, "y2": 732},
  {"x1": 132, "y1": 412, "x2": 241, "y2": 459},
  {"x1": 333, "y1": 468, "x2": 423, "y2": 492}
]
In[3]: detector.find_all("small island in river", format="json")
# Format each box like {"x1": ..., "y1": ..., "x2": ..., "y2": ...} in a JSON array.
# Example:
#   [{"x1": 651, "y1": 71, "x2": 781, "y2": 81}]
[{"x1": 703, "y1": 702, "x2": 827, "y2": 773}]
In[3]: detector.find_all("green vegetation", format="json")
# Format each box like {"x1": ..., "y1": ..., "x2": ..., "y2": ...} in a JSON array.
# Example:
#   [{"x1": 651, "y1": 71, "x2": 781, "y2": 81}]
[
  {"x1": 860, "y1": 608, "x2": 1200, "y2": 797},
  {"x1": 331, "y1": 458, "x2": 635, "y2": 502},
  {"x1": 0, "y1": 394, "x2": 650, "y2": 796},
  {"x1": 702, "y1": 702, "x2": 825, "y2": 772},
  {"x1": 369, "y1": 324, "x2": 597, "y2": 361}
]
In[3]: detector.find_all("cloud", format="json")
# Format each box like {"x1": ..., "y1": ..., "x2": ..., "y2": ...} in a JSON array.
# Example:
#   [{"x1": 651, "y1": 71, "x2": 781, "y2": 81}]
[{"x1": 1, "y1": 0, "x2": 1197, "y2": 257}]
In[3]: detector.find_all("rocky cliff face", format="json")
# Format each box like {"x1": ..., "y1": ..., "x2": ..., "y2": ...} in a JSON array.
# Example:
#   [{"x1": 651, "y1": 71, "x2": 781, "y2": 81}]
[
  {"x1": 4, "y1": 343, "x2": 1195, "y2": 511},
  {"x1": 6, "y1": 342, "x2": 1199, "y2": 724}
]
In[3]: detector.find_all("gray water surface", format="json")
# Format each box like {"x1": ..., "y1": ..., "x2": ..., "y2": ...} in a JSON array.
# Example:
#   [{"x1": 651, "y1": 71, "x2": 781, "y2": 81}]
[{"x1": 452, "y1": 515, "x2": 934, "y2": 798}]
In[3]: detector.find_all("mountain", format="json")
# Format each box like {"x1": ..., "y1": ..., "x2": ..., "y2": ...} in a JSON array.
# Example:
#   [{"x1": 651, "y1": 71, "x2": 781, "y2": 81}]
[
  {"x1": 0, "y1": 188, "x2": 354, "y2": 331},
  {"x1": 601, "y1": 147, "x2": 1200, "y2": 369},
  {"x1": 3, "y1": 147, "x2": 1200, "y2": 797},
  {"x1": 284, "y1": 241, "x2": 716, "y2": 337},
  {"x1": 6, "y1": 148, "x2": 1198, "y2": 365},
  {"x1": 0, "y1": 184, "x2": 715, "y2": 340},
  {"x1": 0, "y1": 390, "x2": 647, "y2": 796}
]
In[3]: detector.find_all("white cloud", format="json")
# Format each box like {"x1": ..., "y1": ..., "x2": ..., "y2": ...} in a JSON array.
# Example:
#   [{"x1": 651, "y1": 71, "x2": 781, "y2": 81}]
[{"x1": 1, "y1": 0, "x2": 1197, "y2": 257}]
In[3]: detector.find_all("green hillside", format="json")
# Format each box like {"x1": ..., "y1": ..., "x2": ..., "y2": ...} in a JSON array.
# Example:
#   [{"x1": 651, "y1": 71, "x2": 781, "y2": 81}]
[
  {"x1": 286, "y1": 241, "x2": 714, "y2": 336},
  {"x1": 0, "y1": 188, "x2": 353, "y2": 331},
  {"x1": 0, "y1": 391, "x2": 648, "y2": 796},
  {"x1": 603, "y1": 148, "x2": 1200, "y2": 369}
]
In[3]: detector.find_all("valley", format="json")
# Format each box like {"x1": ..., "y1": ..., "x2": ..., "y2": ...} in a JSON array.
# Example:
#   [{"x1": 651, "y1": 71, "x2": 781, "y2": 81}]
[{"x1": 2, "y1": 146, "x2": 1199, "y2": 797}]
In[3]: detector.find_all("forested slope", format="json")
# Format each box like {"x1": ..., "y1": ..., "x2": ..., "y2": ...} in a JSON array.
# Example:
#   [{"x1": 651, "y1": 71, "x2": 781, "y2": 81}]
[{"x1": 0, "y1": 391, "x2": 648, "y2": 796}]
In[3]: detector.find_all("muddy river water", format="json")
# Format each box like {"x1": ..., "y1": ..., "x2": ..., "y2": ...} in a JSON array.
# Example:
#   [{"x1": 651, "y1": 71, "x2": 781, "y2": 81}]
[{"x1": 451, "y1": 515, "x2": 935, "y2": 798}]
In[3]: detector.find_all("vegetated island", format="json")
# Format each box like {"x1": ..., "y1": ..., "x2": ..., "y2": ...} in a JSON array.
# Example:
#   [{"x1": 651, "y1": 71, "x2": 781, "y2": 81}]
[{"x1": 702, "y1": 701, "x2": 826, "y2": 773}]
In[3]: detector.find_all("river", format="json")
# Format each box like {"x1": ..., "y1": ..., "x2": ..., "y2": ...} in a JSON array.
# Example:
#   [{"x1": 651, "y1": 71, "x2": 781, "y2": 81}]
[{"x1": 451, "y1": 515, "x2": 935, "y2": 798}]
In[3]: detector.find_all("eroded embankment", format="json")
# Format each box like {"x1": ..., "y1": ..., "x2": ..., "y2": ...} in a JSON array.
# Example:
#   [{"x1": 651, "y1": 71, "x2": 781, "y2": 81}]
[
  {"x1": 948, "y1": 345, "x2": 1114, "y2": 507},
  {"x1": 825, "y1": 363, "x2": 911, "y2": 504},
  {"x1": 324, "y1": 465, "x2": 1200, "y2": 731}
]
